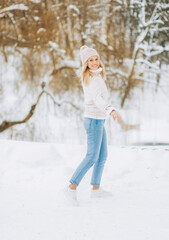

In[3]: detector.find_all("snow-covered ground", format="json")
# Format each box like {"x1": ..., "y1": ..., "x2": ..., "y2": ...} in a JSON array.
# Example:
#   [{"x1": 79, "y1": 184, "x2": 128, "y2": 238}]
[{"x1": 0, "y1": 140, "x2": 169, "y2": 240}]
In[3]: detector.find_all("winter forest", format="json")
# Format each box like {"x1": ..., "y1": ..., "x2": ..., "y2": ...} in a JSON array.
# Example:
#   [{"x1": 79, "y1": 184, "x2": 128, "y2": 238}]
[
  {"x1": 1, "y1": 1, "x2": 169, "y2": 239},
  {"x1": 0, "y1": 0, "x2": 169, "y2": 144}
]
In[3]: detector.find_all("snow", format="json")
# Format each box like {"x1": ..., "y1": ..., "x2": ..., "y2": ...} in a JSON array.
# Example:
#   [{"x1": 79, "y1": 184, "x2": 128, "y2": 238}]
[
  {"x1": 37, "y1": 28, "x2": 46, "y2": 34},
  {"x1": 33, "y1": 16, "x2": 40, "y2": 21},
  {"x1": 68, "y1": 5, "x2": 80, "y2": 15},
  {"x1": 29, "y1": 0, "x2": 41, "y2": 3},
  {"x1": 48, "y1": 41, "x2": 59, "y2": 51},
  {"x1": 0, "y1": 139, "x2": 169, "y2": 240}
]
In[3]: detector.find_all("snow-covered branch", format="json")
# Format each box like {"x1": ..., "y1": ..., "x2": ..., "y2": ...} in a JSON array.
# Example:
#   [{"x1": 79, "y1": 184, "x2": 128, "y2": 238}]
[
  {"x1": 68, "y1": 5, "x2": 80, "y2": 15},
  {"x1": 142, "y1": 19, "x2": 164, "y2": 28},
  {"x1": 106, "y1": 68, "x2": 128, "y2": 79},
  {"x1": 0, "y1": 4, "x2": 28, "y2": 14},
  {"x1": 136, "y1": 58, "x2": 159, "y2": 70},
  {"x1": 134, "y1": 76, "x2": 169, "y2": 87}
]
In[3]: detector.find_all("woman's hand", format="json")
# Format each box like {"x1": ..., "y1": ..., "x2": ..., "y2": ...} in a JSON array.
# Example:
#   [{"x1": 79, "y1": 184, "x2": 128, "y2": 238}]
[{"x1": 110, "y1": 110, "x2": 120, "y2": 121}]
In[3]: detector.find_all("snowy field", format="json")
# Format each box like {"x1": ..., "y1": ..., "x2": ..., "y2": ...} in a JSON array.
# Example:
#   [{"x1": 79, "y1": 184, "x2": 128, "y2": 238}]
[{"x1": 0, "y1": 139, "x2": 169, "y2": 240}]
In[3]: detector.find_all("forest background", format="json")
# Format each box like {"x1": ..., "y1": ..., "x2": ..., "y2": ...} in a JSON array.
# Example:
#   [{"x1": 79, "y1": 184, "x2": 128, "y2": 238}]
[{"x1": 0, "y1": 0, "x2": 169, "y2": 145}]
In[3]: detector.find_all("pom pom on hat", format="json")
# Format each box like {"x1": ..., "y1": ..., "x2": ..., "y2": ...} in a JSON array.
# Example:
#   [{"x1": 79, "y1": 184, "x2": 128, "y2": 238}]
[{"x1": 80, "y1": 45, "x2": 100, "y2": 65}]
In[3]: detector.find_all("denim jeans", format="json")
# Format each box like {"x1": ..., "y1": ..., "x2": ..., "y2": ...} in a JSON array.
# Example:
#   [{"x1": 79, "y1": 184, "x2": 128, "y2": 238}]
[{"x1": 70, "y1": 118, "x2": 107, "y2": 186}]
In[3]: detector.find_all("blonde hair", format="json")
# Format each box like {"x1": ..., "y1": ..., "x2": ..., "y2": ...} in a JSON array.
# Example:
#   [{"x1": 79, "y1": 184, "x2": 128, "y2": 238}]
[{"x1": 80, "y1": 60, "x2": 106, "y2": 86}]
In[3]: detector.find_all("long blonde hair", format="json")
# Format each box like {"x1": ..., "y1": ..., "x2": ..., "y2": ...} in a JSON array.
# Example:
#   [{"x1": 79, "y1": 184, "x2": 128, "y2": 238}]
[{"x1": 80, "y1": 60, "x2": 106, "y2": 86}]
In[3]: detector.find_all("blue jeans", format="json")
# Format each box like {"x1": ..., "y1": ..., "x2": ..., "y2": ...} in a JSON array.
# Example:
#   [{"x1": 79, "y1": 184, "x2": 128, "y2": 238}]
[{"x1": 70, "y1": 118, "x2": 107, "y2": 186}]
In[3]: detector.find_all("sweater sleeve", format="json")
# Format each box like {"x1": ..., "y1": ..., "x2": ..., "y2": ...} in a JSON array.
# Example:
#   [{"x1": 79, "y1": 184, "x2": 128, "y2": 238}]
[{"x1": 89, "y1": 77, "x2": 115, "y2": 115}]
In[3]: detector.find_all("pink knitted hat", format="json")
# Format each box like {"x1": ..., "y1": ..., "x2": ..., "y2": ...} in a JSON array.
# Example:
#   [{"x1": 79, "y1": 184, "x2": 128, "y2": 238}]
[{"x1": 80, "y1": 45, "x2": 100, "y2": 65}]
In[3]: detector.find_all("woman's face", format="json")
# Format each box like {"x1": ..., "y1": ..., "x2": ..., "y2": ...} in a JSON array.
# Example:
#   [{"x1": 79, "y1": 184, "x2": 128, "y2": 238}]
[{"x1": 87, "y1": 55, "x2": 99, "y2": 70}]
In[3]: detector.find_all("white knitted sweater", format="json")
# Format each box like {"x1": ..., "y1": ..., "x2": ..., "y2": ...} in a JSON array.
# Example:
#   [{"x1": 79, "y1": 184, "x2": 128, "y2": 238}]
[{"x1": 82, "y1": 67, "x2": 115, "y2": 119}]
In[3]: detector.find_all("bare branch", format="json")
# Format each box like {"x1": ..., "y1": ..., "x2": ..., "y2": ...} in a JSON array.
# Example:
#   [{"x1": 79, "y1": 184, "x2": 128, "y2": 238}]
[
  {"x1": 0, "y1": 91, "x2": 45, "y2": 132},
  {"x1": 0, "y1": 89, "x2": 80, "y2": 133},
  {"x1": 118, "y1": 117, "x2": 140, "y2": 131}
]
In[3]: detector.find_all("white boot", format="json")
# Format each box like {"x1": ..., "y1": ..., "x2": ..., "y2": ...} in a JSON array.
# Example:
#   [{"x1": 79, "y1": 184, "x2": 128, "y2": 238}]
[
  {"x1": 91, "y1": 187, "x2": 112, "y2": 198},
  {"x1": 64, "y1": 187, "x2": 79, "y2": 206}
]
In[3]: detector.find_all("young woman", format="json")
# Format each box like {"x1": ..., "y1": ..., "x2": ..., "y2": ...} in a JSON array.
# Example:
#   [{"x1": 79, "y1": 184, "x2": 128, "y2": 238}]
[{"x1": 66, "y1": 45, "x2": 120, "y2": 203}]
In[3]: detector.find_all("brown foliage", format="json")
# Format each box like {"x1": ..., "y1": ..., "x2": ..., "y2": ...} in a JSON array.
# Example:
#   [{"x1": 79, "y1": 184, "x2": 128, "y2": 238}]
[{"x1": 49, "y1": 67, "x2": 81, "y2": 95}]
